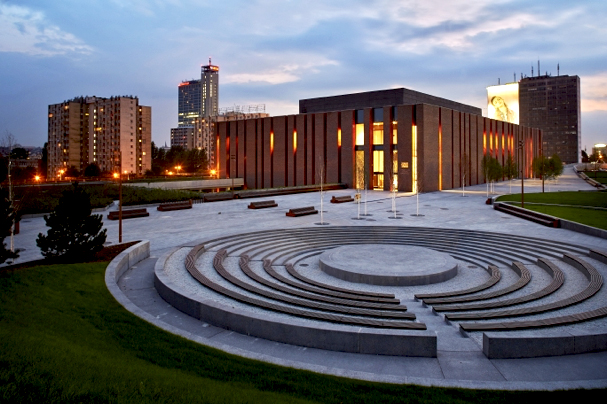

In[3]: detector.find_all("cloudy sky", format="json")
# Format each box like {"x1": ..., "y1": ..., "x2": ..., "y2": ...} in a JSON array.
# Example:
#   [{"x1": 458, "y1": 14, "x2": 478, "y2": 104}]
[{"x1": 1, "y1": 0, "x2": 605, "y2": 152}]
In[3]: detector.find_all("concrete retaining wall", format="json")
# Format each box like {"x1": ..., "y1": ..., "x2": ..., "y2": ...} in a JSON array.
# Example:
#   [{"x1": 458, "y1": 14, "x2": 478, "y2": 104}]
[
  {"x1": 105, "y1": 240, "x2": 150, "y2": 283},
  {"x1": 154, "y1": 248, "x2": 437, "y2": 357},
  {"x1": 483, "y1": 330, "x2": 607, "y2": 359}
]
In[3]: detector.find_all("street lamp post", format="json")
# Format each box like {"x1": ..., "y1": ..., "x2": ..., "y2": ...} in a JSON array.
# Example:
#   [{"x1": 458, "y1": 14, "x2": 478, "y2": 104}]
[
  {"x1": 519, "y1": 140, "x2": 525, "y2": 209},
  {"x1": 114, "y1": 151, "x2": 123, "y2": 243}
]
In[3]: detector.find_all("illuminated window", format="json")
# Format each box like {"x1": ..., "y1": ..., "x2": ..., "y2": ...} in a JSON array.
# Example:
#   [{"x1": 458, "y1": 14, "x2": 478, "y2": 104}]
[
  {"x1": 372, "y1": 122, "x2": 383, "y2": 145},
  {"x1": 373, "y1": 150, "x2": 384, "y2": 172},
  {"x1": 392, "y1": 121, "x2": 397, "y2": 144},
  {"x1": 355, "y1": 124, "x2": 365, "y2": 146},
  {"x1": 355, "y1": 151, "x2": 365, "y2": 189}
]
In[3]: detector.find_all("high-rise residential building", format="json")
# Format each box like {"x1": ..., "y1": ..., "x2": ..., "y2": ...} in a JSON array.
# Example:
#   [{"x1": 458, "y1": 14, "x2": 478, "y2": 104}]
[
  {"x1": 48, "y1": 96, "x2": 151, "y2": 178},
  {"x1": 519, "y1": 74, "x2": 581, "y2": 164},
  {"x1": 178, "y1": 80, "x2": 201, "y2": 126},
  {"x1": 172, "y1": 59, "x2": 219, "y2": 159}
]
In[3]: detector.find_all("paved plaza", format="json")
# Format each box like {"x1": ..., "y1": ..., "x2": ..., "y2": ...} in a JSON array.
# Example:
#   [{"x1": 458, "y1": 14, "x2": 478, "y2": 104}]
[{"x1": 11, "y1": 166, "x2": 607, "y2": 390}]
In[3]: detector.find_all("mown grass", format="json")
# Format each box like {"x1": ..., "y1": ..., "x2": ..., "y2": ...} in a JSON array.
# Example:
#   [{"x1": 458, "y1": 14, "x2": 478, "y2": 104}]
[
  {"x1": 582, "y1": 171, "x2": 607, "y2": 185},
  {"x1": 496, "y1": 190, "x2": 607, "y2": 230},
  {"x1": 1, "y1": 260, "x2": 604, "y2": 403}
]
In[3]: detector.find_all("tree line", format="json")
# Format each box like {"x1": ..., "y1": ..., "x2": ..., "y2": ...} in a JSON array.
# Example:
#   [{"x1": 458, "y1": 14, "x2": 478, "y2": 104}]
[{"x1": 481, "y1": 153, "x2": 563, "y2": 193}]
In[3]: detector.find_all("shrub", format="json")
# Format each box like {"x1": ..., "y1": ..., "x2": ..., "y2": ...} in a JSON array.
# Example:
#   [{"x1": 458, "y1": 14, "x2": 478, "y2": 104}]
[{"x1": 36, "y1": 183, "x2": 107, "y2": 262}]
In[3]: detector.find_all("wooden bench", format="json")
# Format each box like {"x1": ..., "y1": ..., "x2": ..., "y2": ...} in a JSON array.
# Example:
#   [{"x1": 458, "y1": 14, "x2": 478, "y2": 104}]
[
  {"x1": 203, "y1": 193, "x2": 234, "y2": 202},
  {"x1": 286, "y1": 206, "x2": 318, "y2": 217},
  {"x1": 449, "y1": 254, "x2": 603, "y2": 323},
  {"x1": 157, "y1": 200, "x2": 192, "y2": 211},
  {"x1": 331, "y1": 195, "x2": 354, "y2": 203},
  {"x1": 248, "y1": 200, "x2": 278, "y2": 209},
  {"x1": 494, "y1": 202, "x2": 560, "y2": 228},
  {"x1": 428, "y1": 261, "x2": 531, "y2": 307},
  {"x1": 415, "y1": 265, "x2": 501, "y2": 300},
  {"x1": 107, "y1": 208, "x2": 149, "y2": 220},
  {"x1": 182, "y1": 248, "x2": 425, "y2": 329},
  {"x1": 436, "y1": 258, "x2": 564, "y2": 312}
]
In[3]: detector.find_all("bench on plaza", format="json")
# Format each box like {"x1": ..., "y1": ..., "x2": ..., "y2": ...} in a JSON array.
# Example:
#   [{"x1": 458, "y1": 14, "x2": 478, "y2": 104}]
[
  {"x1": 157, "y1": 200, "x2": 192, "y2": 211},
  {"x1": 494, "y1": 202, "x2": 560, "y2": 228},
  {"x1": 108, "y1": 208, "x2": 149, "y2": 220},
  {"x1": 427, "y1": 261, "x2": 531, "y2": 307},
  {"x1": 449, "y1": 254, "x2": 603, "y2": 325},
  {"x1": 248, "y1": 200, "x2": 278, "y2": 209},
  {"x1": 203, "y1": 193, "x2": 234, "y2": 202},
  {"x1": 286, "y1": 206, "x2": 318, "y2": 217},
  {"x1": 183, "y1": 248, "x2": 425, "y2": 329},
  {"x1": 435, "y1": 258, "x2": 564, "y2": 312},
  {"x1": 257, "y1": 258, "x2": 403, "y2": 308},
  {"x1": 331, "y1": 195, "x2": 354, "y2": 204},
  {"x1": 415, "y1": 265, "x2": 501, "y2": 301}
]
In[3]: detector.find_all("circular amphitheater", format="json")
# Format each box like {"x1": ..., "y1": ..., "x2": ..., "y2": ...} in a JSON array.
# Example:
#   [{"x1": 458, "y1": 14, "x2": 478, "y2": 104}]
[{"x1": 154, "y1": 226, "x2": 607, "y2": 359}]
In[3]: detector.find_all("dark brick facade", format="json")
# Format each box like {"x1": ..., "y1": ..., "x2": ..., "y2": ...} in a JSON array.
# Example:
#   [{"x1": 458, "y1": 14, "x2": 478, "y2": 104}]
[{"x1": 216, "y1": 103, "x2": 541, "y2": 192}]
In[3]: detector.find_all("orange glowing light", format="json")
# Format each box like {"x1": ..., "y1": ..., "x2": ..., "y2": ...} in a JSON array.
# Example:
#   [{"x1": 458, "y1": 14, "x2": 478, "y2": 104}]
[
  {"x1": 113, "y1": 173, "x2": 119, "y2": 179},
  {"x1": 270, "y1": 132, "x2": 274, "y2": 154},
  {"x1": 34, "y1": 175, "x2": 40, "y2": 182}
]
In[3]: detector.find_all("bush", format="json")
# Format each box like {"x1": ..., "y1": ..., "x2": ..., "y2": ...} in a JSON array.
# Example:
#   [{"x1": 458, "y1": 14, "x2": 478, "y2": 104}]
[{"x1": 36, "y1": 183, "x2": 107, "y2": 262}]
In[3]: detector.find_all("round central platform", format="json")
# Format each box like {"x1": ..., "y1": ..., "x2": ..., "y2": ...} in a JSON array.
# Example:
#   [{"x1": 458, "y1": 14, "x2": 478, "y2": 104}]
[{"x1": 318, "y1": 244, "x2": 458, "y2": 286}]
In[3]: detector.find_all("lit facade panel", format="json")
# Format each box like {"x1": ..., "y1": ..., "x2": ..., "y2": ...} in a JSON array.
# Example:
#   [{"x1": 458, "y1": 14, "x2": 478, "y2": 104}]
[{"x1": 487, "y1": 83, "x2": 519, "y2": 124}]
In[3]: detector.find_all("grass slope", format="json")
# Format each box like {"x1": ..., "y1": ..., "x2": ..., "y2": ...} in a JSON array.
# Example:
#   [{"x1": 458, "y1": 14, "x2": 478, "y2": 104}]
[
  {"x1": 1, "y1": 261, "x2": 604, "y2": 403},
  {"x1": 496, "y1": 190, "x2": 607, "y2": 230}
]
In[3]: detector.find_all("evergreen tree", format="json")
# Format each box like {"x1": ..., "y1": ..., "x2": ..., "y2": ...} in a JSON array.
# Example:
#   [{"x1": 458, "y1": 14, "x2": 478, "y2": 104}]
[
  {"x1": 36, "y1": 183, "x2": 107, "y2": 262},
  {"x1": 84, "y1": 163, "x2": 101, "y2": 177},
  {"x1": 0, "y1": 188, "x2": 19, "y2": 264}
]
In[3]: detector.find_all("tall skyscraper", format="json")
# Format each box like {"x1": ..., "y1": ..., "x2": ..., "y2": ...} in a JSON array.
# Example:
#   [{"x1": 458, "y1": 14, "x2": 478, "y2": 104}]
[
  {"x1": 519, "y1": 74, "x2": 580, "y2": 164},
  {"x1": 48, "y1": 96, "x2": 151, "y2": 178},
  {"x1": 177, "y1": 80, "x2": 201, "y2": 126},
  {"x1": 172, "y1": 59, "x2": 220, "y2": 166},
  {"x1": 201, "y1": 58, "x2": 219, "y2": 118}
]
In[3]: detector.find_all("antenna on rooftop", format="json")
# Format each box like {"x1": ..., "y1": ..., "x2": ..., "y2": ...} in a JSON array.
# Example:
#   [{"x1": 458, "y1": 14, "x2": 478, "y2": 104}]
[
  {"x1": 498, "y1": 78, "x2": 500, "y2": 85},
  {"x1": 538, "y1": 60, "x2": 540, "y2": 77},
  {"x1": 557, "y1": 63, "x2": 560, "y2": 76},
  {"x1": 514, "y1": 73, "x2": 516, "y2": 82},
  {"x1": 531, "y1": 65, "x2": 534, "y2": 77}
]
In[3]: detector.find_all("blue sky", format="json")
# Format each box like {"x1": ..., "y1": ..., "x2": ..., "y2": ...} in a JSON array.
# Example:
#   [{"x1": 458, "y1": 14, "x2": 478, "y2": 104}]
[{"x1": 1, "y1": 0, "x2": 605, "y2": 152}]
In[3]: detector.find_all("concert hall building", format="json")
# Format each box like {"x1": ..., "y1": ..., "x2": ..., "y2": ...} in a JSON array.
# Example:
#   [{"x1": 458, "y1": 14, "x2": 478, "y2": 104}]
[{"x1": 215, "y1": 88, "x2": 541, "y2": 192}]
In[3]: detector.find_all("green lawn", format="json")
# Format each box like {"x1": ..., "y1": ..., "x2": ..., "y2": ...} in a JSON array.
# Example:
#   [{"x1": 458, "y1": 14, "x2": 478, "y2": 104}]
[
  {"x1": 495, "y1": 190, "x2": 607, "y2": 230},
  {"x1": 496, "y1": 190, "x2": 607, "y2": 208},
  {"x1": 1, "y1": 261, "x2": 604, "y2": 403},
  {"x1": 582, "y1": 171, "x2": 607, "y2": 185}
]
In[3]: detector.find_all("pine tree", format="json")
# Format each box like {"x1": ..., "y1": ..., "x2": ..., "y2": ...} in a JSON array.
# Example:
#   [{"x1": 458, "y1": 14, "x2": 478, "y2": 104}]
[
  {"x1": 0, "y1": 188, "x2": 19, "y2": 264},
  {"x1": 36, "y1": 182, "x2": 107, "y2": 262}
]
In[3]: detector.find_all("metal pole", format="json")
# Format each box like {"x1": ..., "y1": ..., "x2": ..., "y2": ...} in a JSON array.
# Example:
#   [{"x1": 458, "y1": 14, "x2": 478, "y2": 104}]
[
  {"x1": 230, "y1": 154, "x2": 236, "y2": 197},
  {"x1": 118, "y1": 151, "x2": 123, "y2": 243},
  {"x1": 519, "y1": 140, "x2": 524, "y2": 209}
]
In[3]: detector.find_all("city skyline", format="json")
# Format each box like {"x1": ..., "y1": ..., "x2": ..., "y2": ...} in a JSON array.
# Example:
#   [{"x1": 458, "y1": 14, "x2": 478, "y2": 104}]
[{"x1": 1, "y1": 0, "x2": 605, "y2": 152}]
